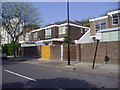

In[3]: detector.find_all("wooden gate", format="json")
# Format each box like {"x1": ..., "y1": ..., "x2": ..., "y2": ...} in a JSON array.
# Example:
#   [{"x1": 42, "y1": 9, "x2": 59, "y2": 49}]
[{"x1": 41, "y1": 45, "x2": 50, "y2": 59}]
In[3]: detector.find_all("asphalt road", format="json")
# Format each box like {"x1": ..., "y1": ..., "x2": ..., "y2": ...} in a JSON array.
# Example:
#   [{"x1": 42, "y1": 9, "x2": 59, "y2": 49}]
[{"x1": 2, "y1": 60, "x2": 119, "y2": 88}]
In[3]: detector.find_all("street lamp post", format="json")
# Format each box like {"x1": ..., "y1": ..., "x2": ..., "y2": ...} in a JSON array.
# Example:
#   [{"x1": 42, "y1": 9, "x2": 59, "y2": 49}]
[
  {"x1": 92, "y1": 39, "x2": 99, "y2": 69},
  {"x1": 67, "y1": 0, "x2": 70, "y2": 65}
]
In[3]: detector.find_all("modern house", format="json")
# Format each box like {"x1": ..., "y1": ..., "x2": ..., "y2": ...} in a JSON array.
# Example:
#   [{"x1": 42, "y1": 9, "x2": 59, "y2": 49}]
[
  {"x1": 21, "y1": 20, "x2": 90, "y2": 47},
  {"x1": 89, "y1": 9, "x2": 120, "y2": 42}
]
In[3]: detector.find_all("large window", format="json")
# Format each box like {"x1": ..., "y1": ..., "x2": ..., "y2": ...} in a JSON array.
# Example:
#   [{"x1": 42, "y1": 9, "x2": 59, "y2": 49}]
[
  {"x1": 45, "y1": 28, "x2": 51, "y2": 38},
  {"x1": 95, "y1": 20, "x2": 107, "y2": 31},
  {"x1": 112, "y1": 13, "x2": 120, "y2": 25},
  {"x1": 59, "y1": 26, "x2": 66, "y2": 34},
  {"x1": 33, "y1": 32, "x2": 38, "y2": 40}
]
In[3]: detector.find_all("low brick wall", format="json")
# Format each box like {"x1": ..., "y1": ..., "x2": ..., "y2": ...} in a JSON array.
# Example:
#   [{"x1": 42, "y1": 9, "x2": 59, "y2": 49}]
[
  {"x1": 50, "y1": 45, "x2": 61, "y2": 60},
  {"x1": 63, "y1": 45, "x2": 77, "y2": 60},
  {"x1": 80, "y1": 41, "x2": 119, "y2": 64},
  {"x1": 20, "y1": 41, "x2": 119, "y2": 64}
]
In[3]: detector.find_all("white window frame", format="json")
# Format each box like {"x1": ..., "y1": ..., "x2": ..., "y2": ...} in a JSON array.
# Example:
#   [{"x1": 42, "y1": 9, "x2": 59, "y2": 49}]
[
  {"x1": 112, "y1": 13, "x2": 120, "y2": 25},
  {"x1": 33, "y1": 32, "x2": 38, "y2": 40},
  {"x1": 59, "y1": 26, "x2": 66, "y2": 35},
  {"x1": 94, "y1": 20, "x2": 107, "y2": 32},
  {"x1": 80, "y1": 28, "x2": 84, "y2": 33},
  {"x1": 45, "y1": 28, "x2": 51, "y2": 38},
  {"x1": 25, "y1": 33, "x2": 29, "y2": 41}
]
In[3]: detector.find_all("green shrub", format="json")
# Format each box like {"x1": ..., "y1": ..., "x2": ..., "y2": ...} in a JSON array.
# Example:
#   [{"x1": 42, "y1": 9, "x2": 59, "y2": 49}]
[{"x1": 3, "y1": 42, "x2": 20, "y2": 56}]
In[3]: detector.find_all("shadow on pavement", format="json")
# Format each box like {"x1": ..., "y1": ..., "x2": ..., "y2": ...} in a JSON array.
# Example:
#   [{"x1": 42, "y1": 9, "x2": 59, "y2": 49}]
[
  {"x1": 2, "y1": 78, "x2": 98, "y2": 88},
  {"x1": 2, "y1": 57, "x2": 39, "y2": 66}
]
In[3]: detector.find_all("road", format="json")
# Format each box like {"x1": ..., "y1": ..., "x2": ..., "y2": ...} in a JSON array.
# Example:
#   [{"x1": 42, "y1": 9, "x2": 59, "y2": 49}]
[{"x1": 2, "y1": 60, "x2": 119, "y2": 88}]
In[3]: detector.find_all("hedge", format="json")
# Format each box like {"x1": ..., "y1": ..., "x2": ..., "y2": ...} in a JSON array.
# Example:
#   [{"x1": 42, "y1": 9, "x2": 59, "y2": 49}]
[{"x1": 2, "y1": 42, "x2": 20, "y2": 56}]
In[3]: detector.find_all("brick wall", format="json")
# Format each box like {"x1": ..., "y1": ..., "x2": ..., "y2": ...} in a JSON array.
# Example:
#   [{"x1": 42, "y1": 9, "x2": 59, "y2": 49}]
[
  {"x1": 79, "y1": 41, "x2": 119, "y2": 64},
  {"x1": 63, "y1": 45, "x2": 77, "y2": 60},
  {"x1": 50, "y1": 45, "x2": 61, "y2": 60},
  {"x1": 52, "y1": 41, "x2": 63, "y2": 45},
  {"x1": 70, "y1": 26, "x2": 85, "y2": 40},
  {"x1": 20, "y1": 41, "x2": 119, "y2": 64}
]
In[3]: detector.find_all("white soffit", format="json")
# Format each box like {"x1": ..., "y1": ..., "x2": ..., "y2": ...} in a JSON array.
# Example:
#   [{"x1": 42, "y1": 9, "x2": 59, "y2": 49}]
[
  {"x1": 31, "y1": 23, "x2": 90, "y2": 33},
  {"x1": 97, "y1": 27, "x2": 120, "y2": 32},
  {"x1": 89, "y1": 16, "x2": 108, "y2": 22},
  {"x1": 108, "y1": 10, "x2": 120, "y2": 15}
]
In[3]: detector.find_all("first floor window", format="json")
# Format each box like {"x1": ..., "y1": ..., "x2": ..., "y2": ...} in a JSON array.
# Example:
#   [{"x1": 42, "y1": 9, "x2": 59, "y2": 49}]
[
  {"x1": 95, "y1": 20, "x2": 107, "y2": 32},
  {"x1": 59, "y1": 26, "x2": 66, "y2": 34},
  {"x1": 33, "y1": 32, "x2": 38, "y2": 40},
  {"x1": 45, "y1": 28, "x2": 51, "y2": 38},
  {"x1": 80, "y1": 28, "x2": 84, "y2": 33},
  {"x1": 25, "y1": 33, "x2": 29, "y2": 41},
  {"x1": 112, "y1": 13, "x2": 120, "y2": 25}
]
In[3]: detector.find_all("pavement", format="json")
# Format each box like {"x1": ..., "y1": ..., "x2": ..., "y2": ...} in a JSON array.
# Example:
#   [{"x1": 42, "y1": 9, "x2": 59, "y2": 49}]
[{"x1": 8, "y1": 57, "x2": 118, "y2": 76}]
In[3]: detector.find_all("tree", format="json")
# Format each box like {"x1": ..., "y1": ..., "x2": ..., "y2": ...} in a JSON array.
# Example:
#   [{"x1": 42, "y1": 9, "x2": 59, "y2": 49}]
[
  {"x1": 81, "y1": 19, "x2": 90, "y2": 27},
  {"x1": 0, "y1": 2, "x2": 43, "y2": 57},
  {"x1": 100, "y1": 8, "x2": 118, "y2": 16}
]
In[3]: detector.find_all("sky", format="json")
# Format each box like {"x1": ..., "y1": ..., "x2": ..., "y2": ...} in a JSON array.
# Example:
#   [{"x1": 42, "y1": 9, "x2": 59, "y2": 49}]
[{"x1": 31, "y1": 2, "x2": 118, "y2": 26}]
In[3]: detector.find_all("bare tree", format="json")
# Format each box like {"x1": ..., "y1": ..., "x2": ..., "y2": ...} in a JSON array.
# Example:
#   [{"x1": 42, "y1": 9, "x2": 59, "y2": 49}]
[{"x1": 0, "y1": 2, "x2": 42, "y2": 57}]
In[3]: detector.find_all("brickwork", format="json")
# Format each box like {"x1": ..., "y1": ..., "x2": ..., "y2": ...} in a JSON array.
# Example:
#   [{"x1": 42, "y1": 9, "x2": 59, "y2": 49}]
[
  {"x1": 20, "y1": 41, "x2": 119, "y2": 64},
  {"x1": 63, "y1": 45, "x2": 77, "y2": 60},
  {"x1": 50, "y1": 45, "x2": 61, "y2": 60},
  {"x1": 80, "y1": 41, "x2": 119, "y2": 64}
]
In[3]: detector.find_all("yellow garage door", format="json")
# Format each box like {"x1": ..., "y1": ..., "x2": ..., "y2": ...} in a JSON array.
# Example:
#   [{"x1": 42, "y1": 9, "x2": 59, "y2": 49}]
[{"x1": 41, "y1": 46, "x2": 50, "y2": 59}]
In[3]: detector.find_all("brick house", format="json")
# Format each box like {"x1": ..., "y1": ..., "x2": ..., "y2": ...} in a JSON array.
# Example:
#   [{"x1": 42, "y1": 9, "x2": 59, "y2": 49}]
[
  {"x1": 89, "y1": 9, "x2": 120, "y2": 42},
  {"x1": 21, "y1": 20, "x2": 89, "y2": 46}
]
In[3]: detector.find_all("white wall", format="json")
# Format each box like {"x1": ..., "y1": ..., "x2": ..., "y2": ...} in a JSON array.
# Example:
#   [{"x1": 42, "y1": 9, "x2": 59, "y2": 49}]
[{"x1": 76, "y1": 30, "x2": 94, "y2": 44}]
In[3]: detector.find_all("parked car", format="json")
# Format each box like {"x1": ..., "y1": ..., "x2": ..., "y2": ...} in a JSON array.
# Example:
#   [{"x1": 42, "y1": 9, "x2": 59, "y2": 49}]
[{"x1": 0, "y1": 53, "x2": 7, "y2": 59}]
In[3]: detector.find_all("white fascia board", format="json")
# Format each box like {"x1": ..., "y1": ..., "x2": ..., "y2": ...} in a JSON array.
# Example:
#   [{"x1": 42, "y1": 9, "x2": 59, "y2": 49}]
[
  {"x1": 35, "y1": 38, "x2": 64, "y2": 43},
  {"x1": 58, "y1": 23, "x2": 89, "y2": 29},
  {"x1": 31, "y1": 29, "x2": 43, "y2": 33},
  {"x1": 108, "y1": 10, "x2": 120, "y2": 15},
  {"x1": 89, "y1": 16, "x2": 108, "y2": 22},
  {"x1": 21, "y1": 44, "x2": 36, "y2": 47},
  {"x1": 69, "y1": 23, "x2": 90, "y2": 29},
  {"x1": 31, "y1": 25, "x2": 58, "y2": 33},
  {"x1": 97, "y1": 27, "x2": 120, "y2": 33},
  {"x1": 31, "y1": 23, "x2": 89, "y2": 33},
  {"x1": 44, "y1": 25, "x2": 58, "y2": 29},
  {"x1": 51, "y1": 38, "x2": 64, "y2": 41}
]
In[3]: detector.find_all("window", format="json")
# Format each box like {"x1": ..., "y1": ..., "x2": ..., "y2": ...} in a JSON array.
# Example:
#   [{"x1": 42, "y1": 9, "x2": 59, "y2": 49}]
[
  {"x1": 80, "y1": 28, "x2": 84, "y2": 33},
  {"x1": 33, "y1": 32, "x2": 38, "y2": 40},
  {"x1": 25, "y1": 33, "x2": 29, "y2": 41},
  {"x1": 45, "y1": 28, "x2": 51, "y2": 38},
  {"x1": 59, "y1": 26, "x2": 66, "y2": 34},
  {"x1": 112, "y1": 13, "x2": 120, "y2": 25},
  {"x1": 95, "y1": 20, "x2": 107, "y2": 32}
]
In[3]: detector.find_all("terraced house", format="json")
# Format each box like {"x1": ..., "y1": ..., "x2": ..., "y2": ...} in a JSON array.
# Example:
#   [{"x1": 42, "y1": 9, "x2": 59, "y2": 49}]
[
  {"x1": 20, "y1": 20, "x2": 89, "y2": 47},
  {"x1": 89, "y1": 9, "x2": 120, "y2": 42}
]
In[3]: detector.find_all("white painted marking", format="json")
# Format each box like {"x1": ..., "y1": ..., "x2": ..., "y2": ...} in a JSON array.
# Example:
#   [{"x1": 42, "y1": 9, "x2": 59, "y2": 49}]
[
  {"x1": 72, "y1": 73, "x2": 77, "y2": 75},
  {"x1": 80, "y1": 74, "x2": 91, "y2": 77},
  {"x1": 56, "y1": 70, "x2": 62, "y2": 72},
  {"x1": 96, "y1": 76, "x2": 107, "y2": 80},
  {"x1": 5, "y1": 69, "x2": 36, "y2": 81}
]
